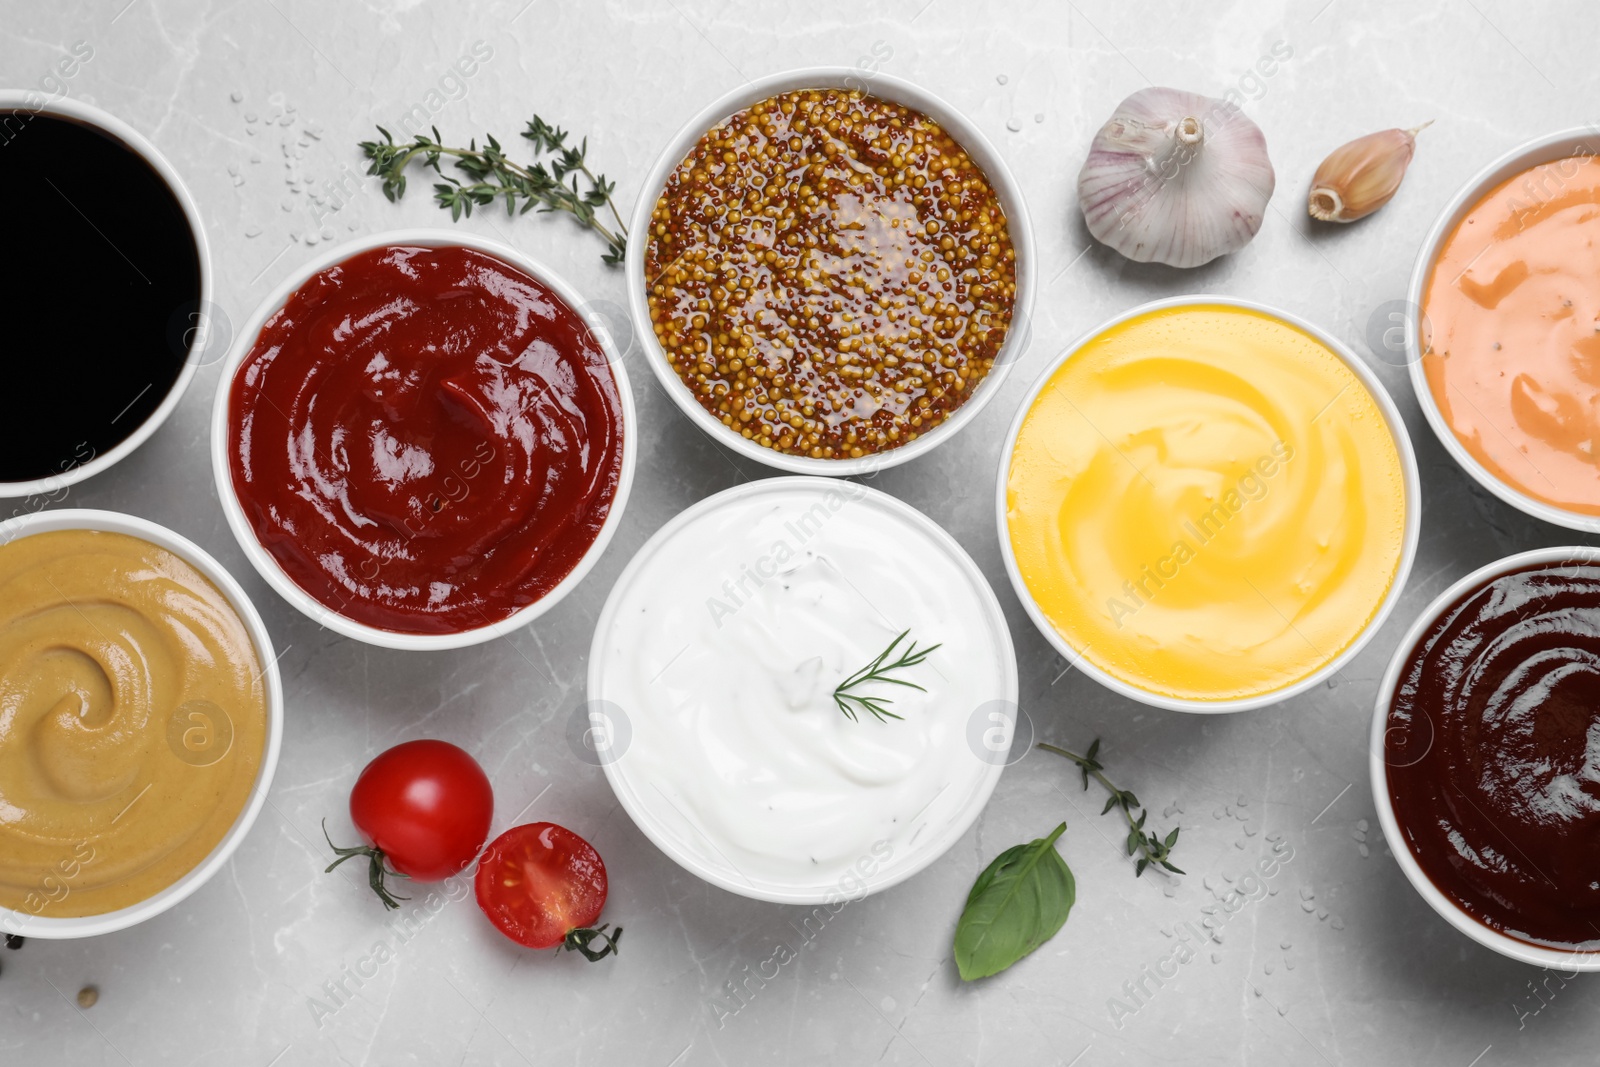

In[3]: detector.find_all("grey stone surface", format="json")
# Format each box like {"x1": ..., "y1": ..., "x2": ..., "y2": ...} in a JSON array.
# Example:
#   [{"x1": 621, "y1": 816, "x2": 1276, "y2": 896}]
[{"x1": 2, "y1": 0, "x2": 1594, "y2": 1063}]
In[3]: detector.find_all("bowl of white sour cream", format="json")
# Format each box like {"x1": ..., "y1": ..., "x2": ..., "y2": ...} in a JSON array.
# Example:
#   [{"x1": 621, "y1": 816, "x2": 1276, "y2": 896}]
[{"x1": 588, "y1": 477, "x2": 1018, "y2": 903}]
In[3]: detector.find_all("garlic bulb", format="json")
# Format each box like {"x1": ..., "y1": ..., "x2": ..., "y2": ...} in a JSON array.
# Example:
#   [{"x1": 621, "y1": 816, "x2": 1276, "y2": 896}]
[
  {"x1": 1078, "y1": 87, "x2": 1276, "y2": 269},
  {"x1": 1308, "y1": 122, "x2": 1430, "y2": 223}
]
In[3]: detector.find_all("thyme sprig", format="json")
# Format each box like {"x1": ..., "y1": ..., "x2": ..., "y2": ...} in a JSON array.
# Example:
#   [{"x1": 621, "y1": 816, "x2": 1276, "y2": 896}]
[
  {"x1": 832, "y1": 629, "x2": 941, "y2": 723},
  {"x1": 1038, "y1": 739, "x2": 1184, "y2": 878},
  {"x1": 358, "y1": 116, "x2": 627, "y2": 265}
]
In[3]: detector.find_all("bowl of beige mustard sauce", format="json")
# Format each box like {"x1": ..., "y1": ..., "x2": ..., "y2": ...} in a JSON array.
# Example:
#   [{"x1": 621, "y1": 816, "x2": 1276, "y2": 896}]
[{"x1": 0, "y1": 510, "x2": 281, "y2": 939}]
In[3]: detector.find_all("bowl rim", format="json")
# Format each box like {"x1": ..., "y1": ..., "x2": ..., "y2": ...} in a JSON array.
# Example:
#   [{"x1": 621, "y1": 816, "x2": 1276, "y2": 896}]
[
  {"x1": 623, "y1": 65, "x2": 1037, "y2": 476},
  {"x1": 1369, "y1": 544, "x2": 1600, "y2": 970},
  {"x1": 1405, "y1": 126, "x2": 1600, "y2": 533},
  {"x1": 209, "y1": 229, "x2": 638, "y2": 652},
  {"x1": 587, "y1": 474, "x2": 1019, "y2": 903},
  {"x1": 994, "y1": 294, "x2": 1422, "y2": 713},
  {"x1": 0, "y1": 92, "x2": 211, "y2": 501},
  {"x1": 0, "y1": 508, "x2": 283, "y2": 940}
]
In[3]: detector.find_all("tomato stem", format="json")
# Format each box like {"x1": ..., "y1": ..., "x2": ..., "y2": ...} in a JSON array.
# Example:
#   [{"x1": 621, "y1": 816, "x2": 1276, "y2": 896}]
[
  {"x1": 322, "y1": 819, "x2": 410, "y2": 910},
  {"x1": 560, "y1": 922, "x2": 623, "y2": 962}
]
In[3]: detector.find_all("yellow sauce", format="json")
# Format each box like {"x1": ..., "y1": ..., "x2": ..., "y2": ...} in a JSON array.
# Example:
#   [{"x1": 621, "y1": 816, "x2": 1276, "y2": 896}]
[
  {"x1": 1005, "y1": 305, "x2": 1407, "y2": 702},
  {"x1": 0, "y1": 530, "x2": 267, "y2": 917}
]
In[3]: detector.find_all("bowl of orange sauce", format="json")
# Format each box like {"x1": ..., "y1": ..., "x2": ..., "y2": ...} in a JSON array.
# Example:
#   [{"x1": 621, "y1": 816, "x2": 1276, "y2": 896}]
[{"x1": 1409, "y1": 128, "x2": 1600, "y2": 531}]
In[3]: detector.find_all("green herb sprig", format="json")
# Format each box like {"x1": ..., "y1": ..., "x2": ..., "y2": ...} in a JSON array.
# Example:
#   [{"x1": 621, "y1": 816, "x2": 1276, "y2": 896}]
[
  {"x1": 358, "y1": 116, "x2": 627, "y2": 265},
  {"x1": 1039, "y1": 739, "x2": 1184, "y2": 877},
  {"x1": 832, "y1": 629, "x2": 941, "y2": 723}
]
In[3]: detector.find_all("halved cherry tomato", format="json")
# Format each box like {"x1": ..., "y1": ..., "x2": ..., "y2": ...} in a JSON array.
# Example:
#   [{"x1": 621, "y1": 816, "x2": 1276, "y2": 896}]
[
  {"x1": 324, "y1": 740, "x2": 493, "y2": 909},
  {"x1": 475, "y1": 822, "x2": 621, "y2": 960}
]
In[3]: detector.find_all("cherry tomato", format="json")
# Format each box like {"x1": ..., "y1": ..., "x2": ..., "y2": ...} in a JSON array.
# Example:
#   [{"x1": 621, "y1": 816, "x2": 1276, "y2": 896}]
[
  {"x1": 475, "y1": 822, "x2": 622, "y2": 960},
  {"x1": 324, "y1": 740, "x2": 493, "y2": 909}
]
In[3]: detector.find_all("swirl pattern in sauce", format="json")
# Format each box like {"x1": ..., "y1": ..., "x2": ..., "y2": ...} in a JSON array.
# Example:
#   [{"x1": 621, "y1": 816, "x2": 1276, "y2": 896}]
[
  {"x1": 0, "y1": 530, "x2": 266, "y2": 918},
  {"x1": 1387, "y1": 561, "x2": 1600, "y2": 948},
  {"x1": 228, "y1": 245, "x2": 624, "y2": 634},
  {"x1": 1006, "y1": 305, "x2": 1407, "y2": 701}
]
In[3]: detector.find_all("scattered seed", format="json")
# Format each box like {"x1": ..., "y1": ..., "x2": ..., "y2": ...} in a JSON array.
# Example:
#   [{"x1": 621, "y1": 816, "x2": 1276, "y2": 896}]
[
  {"x1": 1034, "y1": 113, "x2": 1044, "y2": 124},
  {"x1": 77, "y1": 986, "x2": 98, "y2": 1009},
  {"x1": 1211, "y1": 952, "x2": 1221, "y2": 964},
  {"x1": 1357, "y1": 819, "x2": 1369, "y2": 833},
  {"x1": 1284, "y1": 957, "x2": 1295, "y2": 971},
  {"x1": 996, "y1": 74, "x2": 1009, "y2": 85},
  {"x1": 1358, "y1": 844, "x2": 1370, "y2": 858}
]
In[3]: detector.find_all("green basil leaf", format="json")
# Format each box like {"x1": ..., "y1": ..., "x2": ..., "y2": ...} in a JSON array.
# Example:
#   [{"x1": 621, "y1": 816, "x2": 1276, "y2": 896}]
[{"x1": 953, "y1": 822, "x2": 1074, "y2": 981}]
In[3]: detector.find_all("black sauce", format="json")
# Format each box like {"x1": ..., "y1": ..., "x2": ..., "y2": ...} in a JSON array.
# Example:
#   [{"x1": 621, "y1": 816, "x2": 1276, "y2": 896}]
[{"x1": 0, "y1": 111, "x2": 200, "y2": 483}]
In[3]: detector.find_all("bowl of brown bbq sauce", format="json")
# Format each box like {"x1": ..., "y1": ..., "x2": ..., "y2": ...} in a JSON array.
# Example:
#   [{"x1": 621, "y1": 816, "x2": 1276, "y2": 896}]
[
  {"x1": 1373, "y1": 546, "x2": 1600, "y2": 968},
  {"x1": 0, "y1": 93, "x2": 208, "y2": 500}
]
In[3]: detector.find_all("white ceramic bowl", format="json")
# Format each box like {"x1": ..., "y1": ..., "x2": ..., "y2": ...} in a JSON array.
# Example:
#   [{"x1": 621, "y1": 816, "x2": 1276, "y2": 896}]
[
  {"x1": 588, "y1": 476, "x2": 1018, "y2": 903},
  {"x1": 625, "y1": 66, "x2": 1036, "y2": 476},
  {"x1": 996, "y1": 296, "x2": 1422, "y2": 714},
  {"x1": 1370, "y1": 545, "x2": 1600, "y2": 969},
  {"x1": 0, "y1": 93, "x2": 210, "y2": 500},
  {"x1": 0, "y1": 509, "x2": 283, "y2": 939},
  {"x1": 211, "y1": 230, "x2": 637, "y2": 651},
  {"x1": 1406, "y1": 127, "x2": 1600, "y2": 533}
]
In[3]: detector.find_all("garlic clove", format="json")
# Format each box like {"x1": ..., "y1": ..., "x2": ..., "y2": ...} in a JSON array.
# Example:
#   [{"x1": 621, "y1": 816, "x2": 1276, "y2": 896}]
[
  {"x1": 1308, "y1": 122, "x2": 1430, "y2": 223},
  {"x1": 1077, "y1": 87, "x2": 1275, "y2": 269}
]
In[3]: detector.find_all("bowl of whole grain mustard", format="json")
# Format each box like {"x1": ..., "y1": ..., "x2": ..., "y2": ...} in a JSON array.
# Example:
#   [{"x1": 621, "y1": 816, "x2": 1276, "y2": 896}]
[{"x1": 627, "y1": 68, "x2": 1035, "y2": 474}]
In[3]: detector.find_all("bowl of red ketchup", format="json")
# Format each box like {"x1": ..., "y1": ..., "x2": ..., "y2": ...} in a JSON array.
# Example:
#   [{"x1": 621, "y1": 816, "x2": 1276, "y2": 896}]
[
  {"x1": 1372, "y1": 545, "x2": 1600, "y2": 969},
  {"x1": 210, "y1": 232, "x2": 636, "y2": 650}
]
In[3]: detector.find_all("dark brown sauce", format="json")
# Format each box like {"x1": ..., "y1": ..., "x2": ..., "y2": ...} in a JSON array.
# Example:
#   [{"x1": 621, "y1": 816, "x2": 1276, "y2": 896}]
[
  {"x1": 1387, "y1": 560, "x2": 1600, "y2": 948},
  {"x1": 0, "y1": 112, "x2": 200, "y2": 483}
]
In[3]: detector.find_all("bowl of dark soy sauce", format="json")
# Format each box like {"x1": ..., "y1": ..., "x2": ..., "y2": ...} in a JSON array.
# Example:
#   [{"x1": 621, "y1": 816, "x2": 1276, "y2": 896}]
[{"x1": 0, "y1": 93, "x2": 210, "y2": 499}]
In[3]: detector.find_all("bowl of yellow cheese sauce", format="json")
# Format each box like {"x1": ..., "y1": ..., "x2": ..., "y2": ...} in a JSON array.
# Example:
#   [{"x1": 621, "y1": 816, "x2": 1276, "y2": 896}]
[
  {"x1": 0, "y1": 510, "x2": 281, "y2": 938},
  {"x1": 998, "y1": 299, "x2": 1418, "y2": 711}
]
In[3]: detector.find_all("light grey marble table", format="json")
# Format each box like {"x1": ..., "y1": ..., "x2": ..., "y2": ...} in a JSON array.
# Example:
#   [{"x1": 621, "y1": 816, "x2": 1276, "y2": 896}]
[{"x1": 4, "y1": 1, "x2": 1597, "y2": 1064}]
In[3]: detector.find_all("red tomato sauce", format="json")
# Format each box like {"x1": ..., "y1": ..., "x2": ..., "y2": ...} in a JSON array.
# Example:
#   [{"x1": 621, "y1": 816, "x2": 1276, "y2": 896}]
[{"x1": 228, "y1": 245, "x2": 624, "y2": 634}]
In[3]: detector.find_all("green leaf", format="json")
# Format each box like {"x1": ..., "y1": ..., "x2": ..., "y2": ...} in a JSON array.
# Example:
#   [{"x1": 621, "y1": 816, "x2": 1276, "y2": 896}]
[{"x1": 953, "y1": 823, "x2": 1074, "y2": 981}]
